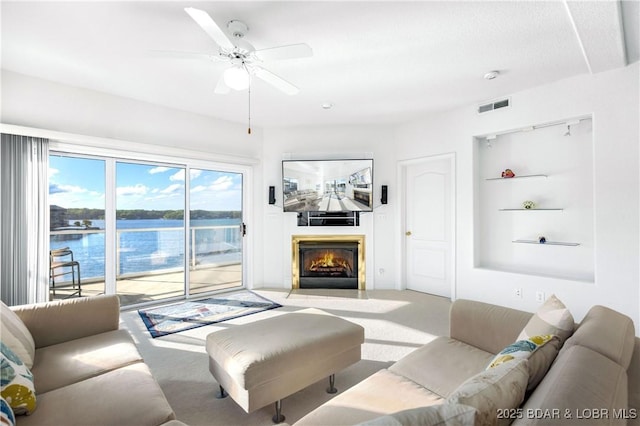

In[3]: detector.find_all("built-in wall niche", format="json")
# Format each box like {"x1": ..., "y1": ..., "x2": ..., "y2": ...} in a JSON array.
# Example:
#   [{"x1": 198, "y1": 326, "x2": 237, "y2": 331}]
[{"x1": 474, "y1": 117, "x2": 594, "y2": 282}]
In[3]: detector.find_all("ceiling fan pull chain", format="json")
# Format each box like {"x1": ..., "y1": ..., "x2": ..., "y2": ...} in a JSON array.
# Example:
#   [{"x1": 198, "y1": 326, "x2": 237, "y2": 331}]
[{"x1": 247, "y1": 76, "x2": 252, "y2": 135}]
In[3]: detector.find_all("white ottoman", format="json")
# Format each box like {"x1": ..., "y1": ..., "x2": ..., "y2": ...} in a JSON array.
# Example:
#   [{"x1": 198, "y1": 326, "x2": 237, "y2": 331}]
[{"x1": 205, "y1": 308, "x2": 365, "y2": 422}]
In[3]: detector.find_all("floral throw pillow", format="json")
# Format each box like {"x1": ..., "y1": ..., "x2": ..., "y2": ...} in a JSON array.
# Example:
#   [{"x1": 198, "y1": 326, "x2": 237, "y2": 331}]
[
  {"x1": 517, "y1": 294, "x2": 574, "y2": 344},
  {"x1": 0, "y1": 342, "x2": 36, "y2": 416},
  {"x1": 487, "y1": 335, "x2": 556, "y2": 369}
]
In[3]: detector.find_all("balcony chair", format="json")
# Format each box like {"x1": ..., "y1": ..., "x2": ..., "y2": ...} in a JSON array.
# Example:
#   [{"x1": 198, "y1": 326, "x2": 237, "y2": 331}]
[{"x1": 49, "y1": 247, "x2": 82, "y2": 298}]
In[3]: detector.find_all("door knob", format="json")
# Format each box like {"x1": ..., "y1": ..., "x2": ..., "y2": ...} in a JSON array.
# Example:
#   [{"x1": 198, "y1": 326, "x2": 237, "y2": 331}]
[{"x1": 405, "y1": 231, "x2": 412, "y2": 236}]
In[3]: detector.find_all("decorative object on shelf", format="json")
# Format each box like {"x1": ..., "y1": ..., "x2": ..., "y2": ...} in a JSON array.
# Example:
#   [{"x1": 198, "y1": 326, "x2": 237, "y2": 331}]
[
  {"x1": 538, "y1": 236, "x2": 546, "y2": 244},
  {"x1": 501, "y1": 169, "x2": 515, "y2": 178},
  {"x1": 522, "y1": 200, "x2": 536, "y2": 209},
  {"x1": 512, "y1": 240, "x2": 580, "y2": 246},
  {"x1": 486, "y1": 173, "x2": 547, "y2": 181}
]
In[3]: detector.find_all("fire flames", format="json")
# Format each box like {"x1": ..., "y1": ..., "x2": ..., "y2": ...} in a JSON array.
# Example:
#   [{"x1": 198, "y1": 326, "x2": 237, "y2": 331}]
[{"x1": 309, "y1": 250, "x2": 352, "y2": 274}]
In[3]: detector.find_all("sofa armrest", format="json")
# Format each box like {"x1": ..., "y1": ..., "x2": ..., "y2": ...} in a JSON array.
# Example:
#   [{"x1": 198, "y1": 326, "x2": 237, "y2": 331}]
[
  {"x1": 10, "y1": 294, "x2": 120, "y2": 348},
  {"x1": 449, "y1": 299, "x2": 532, "y2": 354}
]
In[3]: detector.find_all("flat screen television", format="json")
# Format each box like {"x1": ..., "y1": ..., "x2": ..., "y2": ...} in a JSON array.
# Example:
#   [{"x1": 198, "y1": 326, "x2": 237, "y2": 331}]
[{"x1": 282, "y1": 159, "x2": 373, "y2": 212}]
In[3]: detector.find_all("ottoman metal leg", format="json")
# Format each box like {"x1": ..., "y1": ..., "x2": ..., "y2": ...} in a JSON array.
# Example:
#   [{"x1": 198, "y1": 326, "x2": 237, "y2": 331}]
[
  {"x1": 216, "y1": 385, "x2": 227, "y2": 399},
  {"x1": 272, "y1": 399, "x2": 285, "y2": 423},
  {"x1": 326, "y1": 374, "x2": 337, "y2": 394}
]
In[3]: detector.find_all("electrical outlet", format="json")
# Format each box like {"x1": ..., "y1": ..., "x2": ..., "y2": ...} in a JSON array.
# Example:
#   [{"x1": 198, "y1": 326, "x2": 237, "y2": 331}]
[
  {"x1": 536, "y1": 291, "x2": 546, "y2": 303},
  {"x1": 514, "y1": 288, "x2": 523, "y2": 299}
]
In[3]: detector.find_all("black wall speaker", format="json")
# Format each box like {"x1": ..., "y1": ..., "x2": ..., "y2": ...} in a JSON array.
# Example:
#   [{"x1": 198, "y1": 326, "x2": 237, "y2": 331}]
[
  {"x1": 381, "y1": 185, "x2": 388, "y2": 204},
  {"x1": 268, "y1": 186, "x2": 276, "y2": 205}
]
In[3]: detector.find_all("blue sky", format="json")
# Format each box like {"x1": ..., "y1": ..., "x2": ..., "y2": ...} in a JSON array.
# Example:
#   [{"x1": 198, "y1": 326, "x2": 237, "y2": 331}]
[{"x1": 49, "y1": 156, "x2": 242, "y2": 211}]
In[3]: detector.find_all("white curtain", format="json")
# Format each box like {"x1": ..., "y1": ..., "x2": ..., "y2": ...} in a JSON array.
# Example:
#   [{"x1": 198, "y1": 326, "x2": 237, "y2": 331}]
[{"x1": 1, "y1": 134, "x2": 49, "y2": 305}]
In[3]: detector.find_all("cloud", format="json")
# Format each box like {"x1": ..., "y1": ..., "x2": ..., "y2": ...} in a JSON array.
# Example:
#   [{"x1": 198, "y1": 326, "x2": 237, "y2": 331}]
[
  {"x1": 117, "y1": 184, "x2": 148, "y2": 196},
  {"x1": 48, "y1": 167, "x2": 59, "y2": 179},
  {"x1": 160, "y1": 183, "x2": 183, "y2": 194},
  {"x1": 49, "y1": 183, "x2": 87, "y2": 195},
  {"x1": 190, "y1": 185, "x2": 207, "y2": 193},
  {"x1": 210, "y1": 175, "x2": 234, "y2": 191},
  {"x1": 149, "y1": 166, "x2": 170, "y2": 174},
  {"x1": 170, "y1": 169, "x2": 203, "y2": 182},
  {"x1": 49, "y1": 183, "x2": 66, "y2": 194}
]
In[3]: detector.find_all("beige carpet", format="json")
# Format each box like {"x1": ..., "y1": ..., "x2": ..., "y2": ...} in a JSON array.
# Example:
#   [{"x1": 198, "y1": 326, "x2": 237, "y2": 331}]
[{"x1": 120, "y1": 289, "x2": 451, "y2": 426}]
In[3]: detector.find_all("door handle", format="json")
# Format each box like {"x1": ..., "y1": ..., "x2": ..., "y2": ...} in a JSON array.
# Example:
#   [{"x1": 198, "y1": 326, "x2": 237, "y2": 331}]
[{"x1": 405, "y1": 231, "x2": 412, "y2": 236}]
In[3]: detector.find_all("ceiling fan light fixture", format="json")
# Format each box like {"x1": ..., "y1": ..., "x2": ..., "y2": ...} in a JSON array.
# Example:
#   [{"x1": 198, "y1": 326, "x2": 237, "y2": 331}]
[
  {"x1": 484, "y1": 70, "x2": 500, "y2": 80},
  {"x1": 223, "y1": 65, "x2": 250, "y2": 90}
]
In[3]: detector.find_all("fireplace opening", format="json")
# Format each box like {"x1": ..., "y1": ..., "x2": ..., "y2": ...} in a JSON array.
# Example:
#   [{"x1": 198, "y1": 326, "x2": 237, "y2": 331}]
[
  {"x1": 299, "y1": 242, "x2": 358, "y2": 289},
  {"x1": 292, "y1": 235, "x2": 365, "y2": 290}
]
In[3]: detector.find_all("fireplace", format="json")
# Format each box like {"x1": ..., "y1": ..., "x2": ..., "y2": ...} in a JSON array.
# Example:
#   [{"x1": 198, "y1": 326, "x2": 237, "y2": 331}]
[{"x1": 291, "y1": 235, "x2": 365, "y2": 290}]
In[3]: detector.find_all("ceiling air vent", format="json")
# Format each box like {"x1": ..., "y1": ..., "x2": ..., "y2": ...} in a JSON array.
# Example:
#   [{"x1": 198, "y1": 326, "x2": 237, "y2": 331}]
[{"x1": 477, "y1": 98, "x2": 510, "y2": 114}]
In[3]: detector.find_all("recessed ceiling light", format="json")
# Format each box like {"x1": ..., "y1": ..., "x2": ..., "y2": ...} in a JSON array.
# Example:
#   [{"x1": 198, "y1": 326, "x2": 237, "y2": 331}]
[
  {"x1": 484, "y1": 70, "x2": 500, "y2": 80},
  {"x1": 321, "y1": 102, "x2": 334, "y2": 110}
]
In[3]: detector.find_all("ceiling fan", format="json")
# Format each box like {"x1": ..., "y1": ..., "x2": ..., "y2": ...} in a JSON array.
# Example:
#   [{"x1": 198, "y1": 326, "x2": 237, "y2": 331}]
[{"x1": 184, "y1": 7, "x2": 312, "y2": 95}]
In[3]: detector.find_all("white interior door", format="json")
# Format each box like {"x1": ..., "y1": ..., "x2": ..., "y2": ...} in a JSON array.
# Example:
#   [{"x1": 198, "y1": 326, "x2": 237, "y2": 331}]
[{"x1": 404, "y1": 156, "x2": 453, "y2": 297}]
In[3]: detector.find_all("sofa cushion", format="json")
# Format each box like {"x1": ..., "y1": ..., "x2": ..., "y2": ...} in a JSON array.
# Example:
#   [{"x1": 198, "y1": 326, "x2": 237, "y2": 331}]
[
  {"x1": 0, "y1": 342, "x2": 36, "y2": 416},
  {"x1": 30, "y1": 329, "x2": 144, "y2": 394},
  {"x1": 16, "y1": 362, "x2": 176, "y2": 426},
  {"x1": 450, "y1": 300, "x2": 533, "y2": 355},
  {"x1": 516, "y1": 345, "x2": 628, "y2": 426},
  {"x1": 357, "y1": 403, "x2": 478, "y2": 426},
  {"x1": 11, "y1": 295, "x2": 120, "y2": 349},
  {"x1": 560, "y1": 305, "x2": 635, "y2": 369},
  {"x1": 1, "y1": 302, "x2": 35, "y2": 369},
  {"x1": 389, "y1": 336, "x2": 494, "y2": 398},
  {"x1": 517, "y1": 294, "x2": 574, "y2": 345},
  {"x1": 294, "y1": 369, "x2": 444, "y2": 426},
  {"x1": 446, "y1": 358, "x2": 529, "y2": 426}
]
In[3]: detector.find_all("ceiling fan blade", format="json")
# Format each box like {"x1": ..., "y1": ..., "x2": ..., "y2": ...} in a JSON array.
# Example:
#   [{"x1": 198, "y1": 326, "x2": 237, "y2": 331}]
[
  {"x1": 149, "y1": 50, "x2": 224, "y2": 62},
  {"x1": 254, "y1": 43, "x2": 313, "y2": 61},
  {"x1": 184, "y1": 7, "x2": 235, "y2": 51},
  {"x1": 253, "y1": 66, "x2": 299, "y2": 95},
  {"x1": 214, "y1": 75, "x2": 231, "y2": 94}
]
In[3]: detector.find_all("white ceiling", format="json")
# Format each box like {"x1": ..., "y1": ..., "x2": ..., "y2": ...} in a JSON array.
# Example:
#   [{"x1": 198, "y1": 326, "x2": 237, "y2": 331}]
[{"x1": 1, "y1": 1, "x2": 638, "y2": 128}]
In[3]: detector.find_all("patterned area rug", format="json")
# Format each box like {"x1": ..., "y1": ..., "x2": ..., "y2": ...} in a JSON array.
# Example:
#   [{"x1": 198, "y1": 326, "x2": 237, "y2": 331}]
[{"x1": 138, "y1": 290, "x2": 282, "y2": 338}]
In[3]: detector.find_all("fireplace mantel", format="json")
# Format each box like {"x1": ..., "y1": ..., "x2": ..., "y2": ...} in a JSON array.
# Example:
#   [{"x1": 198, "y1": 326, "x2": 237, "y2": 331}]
[{"x1": 291, "y1": 235, "x2": 366, "y2": 290}]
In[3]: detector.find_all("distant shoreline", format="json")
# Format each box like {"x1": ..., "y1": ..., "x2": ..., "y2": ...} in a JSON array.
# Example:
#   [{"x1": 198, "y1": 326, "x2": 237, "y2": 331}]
[{"x1": 57, "y1": 208, "x2": 241, "y2": 221}]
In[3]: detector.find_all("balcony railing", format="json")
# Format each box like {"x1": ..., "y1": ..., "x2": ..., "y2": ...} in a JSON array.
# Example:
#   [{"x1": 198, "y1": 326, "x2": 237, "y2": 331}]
[{"x1": 50, "y1": 224, "x2": 242, "y2": 282}]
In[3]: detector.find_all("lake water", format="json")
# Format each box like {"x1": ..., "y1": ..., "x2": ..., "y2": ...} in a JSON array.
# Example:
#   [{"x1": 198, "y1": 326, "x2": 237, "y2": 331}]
[{"x1": 50, "y1": 218, "x2": 242, "y2": 280}]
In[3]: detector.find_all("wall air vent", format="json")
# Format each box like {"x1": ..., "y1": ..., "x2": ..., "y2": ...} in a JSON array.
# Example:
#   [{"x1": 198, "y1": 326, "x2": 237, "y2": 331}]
[{"x1": 477, "y1": 98, "x2": 510, "y2": 114}]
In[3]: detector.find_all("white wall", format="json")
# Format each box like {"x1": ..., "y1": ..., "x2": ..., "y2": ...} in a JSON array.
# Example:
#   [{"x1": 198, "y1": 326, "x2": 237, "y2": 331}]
[
  {"x1": 0, "y1": 70, "x2": 262, "y2": 158},
  {"x1": 259, "y1": 125, "x2": 398, "y2": 290},
  {"x1": 396, "y1": 62, "x2": 640, "y2": 332}
]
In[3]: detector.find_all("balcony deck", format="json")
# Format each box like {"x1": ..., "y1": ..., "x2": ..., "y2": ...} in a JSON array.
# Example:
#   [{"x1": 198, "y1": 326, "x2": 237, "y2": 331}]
[{"x1": 49, "y1": 263, "x2": 242, "y2": 306}]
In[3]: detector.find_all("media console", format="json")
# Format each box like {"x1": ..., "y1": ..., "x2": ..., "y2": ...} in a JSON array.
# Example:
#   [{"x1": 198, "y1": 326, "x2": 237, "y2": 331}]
[{"x1": 297, "y1": 211, "x2": 360, "y2": 227}]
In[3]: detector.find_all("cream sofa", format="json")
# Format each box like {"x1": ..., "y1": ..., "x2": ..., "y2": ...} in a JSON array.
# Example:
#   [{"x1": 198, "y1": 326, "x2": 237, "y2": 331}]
[
  {"x1": 1, "y1": 295, "x2": 184, "y2": 426},
  {"x1": 295, "y1": 299, "x2": 639, "y2": 425}
]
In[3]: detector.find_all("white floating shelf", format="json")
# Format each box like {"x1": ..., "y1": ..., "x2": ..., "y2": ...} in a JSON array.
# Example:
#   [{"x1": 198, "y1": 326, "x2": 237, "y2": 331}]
[
  {"x1": 486, "y1": 174, "x2": 548, "y2": 181},
  {"x1": 499, "y1": 208, "x2": 563, "y2": 211},
  {"x1": 513, "y1": 240, "x2": 580, "y2": 246}
]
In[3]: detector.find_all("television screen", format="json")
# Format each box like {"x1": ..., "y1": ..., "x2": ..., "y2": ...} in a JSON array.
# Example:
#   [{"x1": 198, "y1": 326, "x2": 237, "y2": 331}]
[{"x1": 282, "y1": 159, "x2": 373, "y2": 212}]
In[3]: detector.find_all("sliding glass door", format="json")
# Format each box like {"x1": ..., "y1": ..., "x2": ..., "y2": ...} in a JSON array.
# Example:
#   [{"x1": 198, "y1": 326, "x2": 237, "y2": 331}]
[
  {"x1": 48, "y1": 155, "x2": 106, "y2": 300},
  {"x1": 115, "y1": 161, "x2": 186, "y2": 305},
  {"x1": 49, "y1": 151, "x2": 248, "y2": 306},
  {"x1": 188, "y1": 169, "x2": 243, "y2": 295}
]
